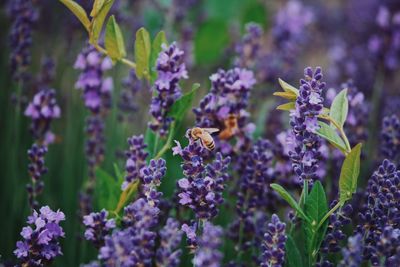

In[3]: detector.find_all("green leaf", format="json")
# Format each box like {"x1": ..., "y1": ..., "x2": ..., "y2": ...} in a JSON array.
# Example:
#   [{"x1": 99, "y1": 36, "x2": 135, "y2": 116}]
[
  {"x1": 303, "y1": 181, "x2": 329, "y2": 258},
  {"x1": 339, "y1": 143, "x2": 362, "y2": 203},
  {"x1": 168, "y1": 83, "x2": 200, "y2": 122},
  {"x1": 94, "y1": 168, "x2": 120, "y2": 210},
  {"x1": 90, "y1": 0, "x2": 114, "y2": 43},
  {"x1": 276, "y1": 102, "x2": 295, "y2": 111},
  {"x1": 195, "y1": 20, "x2": 229, "y2": 65},
  {"x1": 278, "y1": 78, "x2": 299, "y2": 95},
  {"x1": 59, "y1": 0, "x2": 91, "y2": 31},
  {"x1": 270, "y1": 183, "x2": 310, "y2": 222},
  {"x1": 316, "y1": 121, "x2": 347, "y2": 153},
  {"x1": 135, "y1": 27, "x2": 152, "y2": 80},
  {"x1": 329, "y1": 89, "x2": 348, "y2": 129},
  {"x1": 273, "y1": 91, "x2": 298, "y2": 101},
  {"x1": 241, "y1": 2, "x2": 267, "y2": 27},
  {"x1": 90, "y1": 0, "x2": 106, "y2": 17},
  {"x1": 105, "y1": 15, "x2": 126, "y2": 62},
  {"x1": 144, "y1": 128, "x2": 158, "y2": 160},
  {"x1": 150, "y1": 31, "x2": 167, "y2": 82},
  {"x1": 285, "y1": 235, "x2": 304, "y2": 267},
  {"x1": 113, "y1": 163, "x2": 124, "y2": 184}
]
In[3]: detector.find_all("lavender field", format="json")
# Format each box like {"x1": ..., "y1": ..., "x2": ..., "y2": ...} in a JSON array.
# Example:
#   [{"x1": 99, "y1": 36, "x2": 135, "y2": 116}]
[{"x1": 1, "y1": 0, "x2": 400, "y2": 266}]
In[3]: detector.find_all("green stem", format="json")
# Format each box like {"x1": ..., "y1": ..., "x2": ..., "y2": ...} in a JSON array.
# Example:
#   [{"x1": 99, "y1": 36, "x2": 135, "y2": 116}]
[
  {"x1": 155, "y1": 121, "x2": 176, "y2": 159},
  {"x1": 316, "y1": 201, "x2": 341, "y2": 231},
  {"x1": 91, "y1": 43, "x2": 137, "y2": 69}
]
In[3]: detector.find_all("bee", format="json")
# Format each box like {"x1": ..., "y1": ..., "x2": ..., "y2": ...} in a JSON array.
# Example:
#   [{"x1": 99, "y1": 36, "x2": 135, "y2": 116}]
[
  {"x1": 219, "y1": 114, "x2": 239, "y2": 140},
  {"x1": 189, "y1": 127, "x2": 219, "y2": 151}
]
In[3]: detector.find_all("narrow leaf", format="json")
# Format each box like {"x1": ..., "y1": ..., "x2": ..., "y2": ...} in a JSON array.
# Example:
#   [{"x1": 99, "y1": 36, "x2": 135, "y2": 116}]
[
  {"x1": 150, "y1": 31, "x2": 167, "y2": 82},
  {"x1": 339, "y1": 143, "x2": 362, "y2": 203},
  {"x1": 113, "y1": 163, "x2": 124, "y2": 184},
  {"x1": 105, "y1": 15, "x2": 126, "y2": 61},
  {"x1": 90, "y1": 0, "x2": 105, "y2": 17},
  {"x1": 59, "y1": 0, "x2": 90, "y2": 31},
  {"x1": 303, "y1": 181, "x2": 328, "y2": 256},
  {"x1": 285, "y1": 235, "x2": 304, "y2": 267},
  {"x1": 90, "y1": 0, "x2": 114, "y2": 43},
  {"x1": 316, "y1": 121, "x2": 347, "y2": 153},
  {"x1": 135, "y1": 27, "x2": 152, "y2": 80},
  {"x1": 94, "y1": 168, "x2": 120, "y2": 210},
  {"x1": 329, "y1": 89, "x2": 349, "y2": 129},
  {"x1": 278, "y1": 78, "x2": 299, "y2": 95},
  {"x1": 168, "y1": 83, "x2": 200, "y2": 122},
  {"x1": 270, "y1": 183, "x2": 310, "y2": 222},
  {"x1": 273, "y1": 91, "x2": 297, "y2": 101},
  {"x1": 277, "y1": 102, "x2": 295, "y2": 111}
]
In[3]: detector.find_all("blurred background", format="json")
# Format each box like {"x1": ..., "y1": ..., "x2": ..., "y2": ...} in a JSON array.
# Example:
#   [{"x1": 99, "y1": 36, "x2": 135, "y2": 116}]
[{"x1": 1, "y1": 0, "x2": 399, "y2": 266}]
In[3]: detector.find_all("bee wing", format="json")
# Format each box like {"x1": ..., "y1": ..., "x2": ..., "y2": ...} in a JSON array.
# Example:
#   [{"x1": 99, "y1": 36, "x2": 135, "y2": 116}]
[{"x1": 203, "y1": 128, "x2": 219, "y2": 134}]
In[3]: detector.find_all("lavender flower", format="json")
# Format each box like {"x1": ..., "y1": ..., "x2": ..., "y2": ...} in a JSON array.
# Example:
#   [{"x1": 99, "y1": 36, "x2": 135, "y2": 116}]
[
  {"x1": 118, "y1": 70, "x2": 143, "y2": 122},
  {"x1": 74, "y1": 46, "x2": 113, "y2": 214},
  {"x1": 193, "y1": 222, "x2": 223, "y2": 267},
  {"x1": 339, "y1": 234, "x2": 363, "y2": 267},
  {"x1": 8, "y1": 0, "x2": 38, "y2": 82},
  {"x1": 260, "y1": 214, "x2": 287, "y2": 267},
  {"x1": 229, "y1": 139, "x2": 278, "y2": 251},
  {"x1": 100, "y1": 198, "x2": 160, "y2": 266},
  {"x1": 122, "y1": 135, "x2": 148, "y2": 191},
  {"x1": 140, "y1": 159, "x2": 166, "y2": 207},
  {"x1": 368, "y1": 4, "x2": 400, "y2": 71},
  {"x1": 381, "y1": 115, "x2": 400, "y2": 161},
  {"x1": 14, "y1": 206, "x2": 65, "y2": 266},
  {"x1": 193, "y1": 68, "x2": 256, "y2": 155},
  {"x1": 24, "y1": 88, "x2": 61, "y2": 144},
  {"x1": 289, "y1": 67, "x2": 325, "y2": 183},
  {"x1": 358, "y1": 159, "x2": 400, "y2": 265},
  {"x1": 321, "y1": 201, "x2": 353, "y2": 254},
  {"x1": 234, "y1": 23, "x2": 263, "y2": 69},
  {"x1": 175, "y1": 135, "x2": 231, "y2": 220},
  {"x1": 83, "y1": 209, "x2": 116, "y2": 248},
  {"x1": 149, "y1": 42, "x2": 188, "y2": 136},
  {"x1": 26, "y1": 144, "x2": 48, "y2": 209},
  {"x1": 156, "y1": 218, "x2": 183, "y2": 267}
]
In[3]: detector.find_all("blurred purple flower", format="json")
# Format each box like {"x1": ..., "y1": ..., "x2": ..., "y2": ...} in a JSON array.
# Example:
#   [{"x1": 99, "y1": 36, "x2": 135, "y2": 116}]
[
  {"x1": 122, "y1": 135, "x2": 148, "y2": 191},
  {"x1": 193, "y1": 222, "x2": 223, "y2": 267},
  {"x1": 26, "y1": 144, "x2": 48, "y2": 209},
  {"x1": 156, "y1": 218, "x2": 183, "y2": 267}
]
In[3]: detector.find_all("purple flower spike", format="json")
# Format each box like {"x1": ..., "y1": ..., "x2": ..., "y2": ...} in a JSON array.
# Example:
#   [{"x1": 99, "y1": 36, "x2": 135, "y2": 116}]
[
  {"x1": 24, "y1": 88, "x2": 61, "y2": 144},
  {"x1": 14, "y1": 206, "x2": 65, "y2": 266},
  {"x1": 176, "y1": 137, "x2": 230, "y2": 220},
  {"x1": 339, "y1": 234, "x2": 363, "y2": 267},
  {"x1": 193, "y1": 222, "x2": 223, "y2": 267},
  {"x1": 26, "y1": 144, "x2": 48, "y2": 209},
  {"x1": 289, "y1": 66, "x2": 325, "y2": 183},
  {"x1": 235, "y1": 23, "x2": 263, "y2": 69},
  {"x1": 83, "y1": 209, "x2": 116, "y2": 248},
  {"x1": 381, "y1": 115, "x2": 400, "y2": 162},
  {"x1": 8, "y1": 0, "x2": 38, "y2": 82},
  {"x1": 140, "y1": 159, "x2": 166, "y2": 207},
  {"x1": 357, "y1": 159, "x2": 400, "y2": 265},
  {"x1": 260, "y1": 214, "x2": 287, "y2": 267},
  {"x1": 156, "y1": 218, "x2": 183, "y2": 267},
  {"x1": 122, "y1": 135, "x2": 148, "y2": 191},
  {"x1": 149, "y1": 42, "x2": 188, "y2": 136}
]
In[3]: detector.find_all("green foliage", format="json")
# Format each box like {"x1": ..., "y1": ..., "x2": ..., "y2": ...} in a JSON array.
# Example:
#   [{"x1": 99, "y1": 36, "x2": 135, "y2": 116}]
[
  {"x1": 329, "y1": 89, "x2": 348, "y2": 129},
  {"x1": 303, "y1": 181, "x2": 328, "y2": 263},
  {"x1": 278, "y1": 78, "x2": 299, "y2": 95},
  {"x1": 195, "y1": 20, "x2": 229, "y2": 65},
  {"x1": 150, "y1": 31, "x2": 167, "y2": 82},
  {"x1": 168, "y1": 83, "x2": 200, "y2": 122},
  {"x1": 276, "y1": 102, "x2": 295, "y2": 111},
  {"x1": 90, "y1": 0, "x2": 115, "y2": 43},
  {"x1": 339, "y1": 143, "x2": 362, "y2": 203},
  {"x1": 59, "y1": 0, "x2": 91, "y2": 31},
  {"x1": 270, "y1": 183, "x2": 310, "y2": 222},
  {"x1": 94, "y1": 168, "x2": 122, "y2": 211},
  {"x1": 90, "y1": 0, "x2": 106, "y2": 17},
  {"x1": 316, "y1": 121, "x2": 347, "y2": 153},
  {"x1": 241, "y1": 2, "x2": 267, "y2": 27},
  {"x1": 105, "y1": 16, "x2": 126, "y2": 62},
  {"x1": 285, "y1": 235, "x2": 304, "y2": 267},
  {"x1": 135, "y1": 27, "x2": 152, "y2": 80}
]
